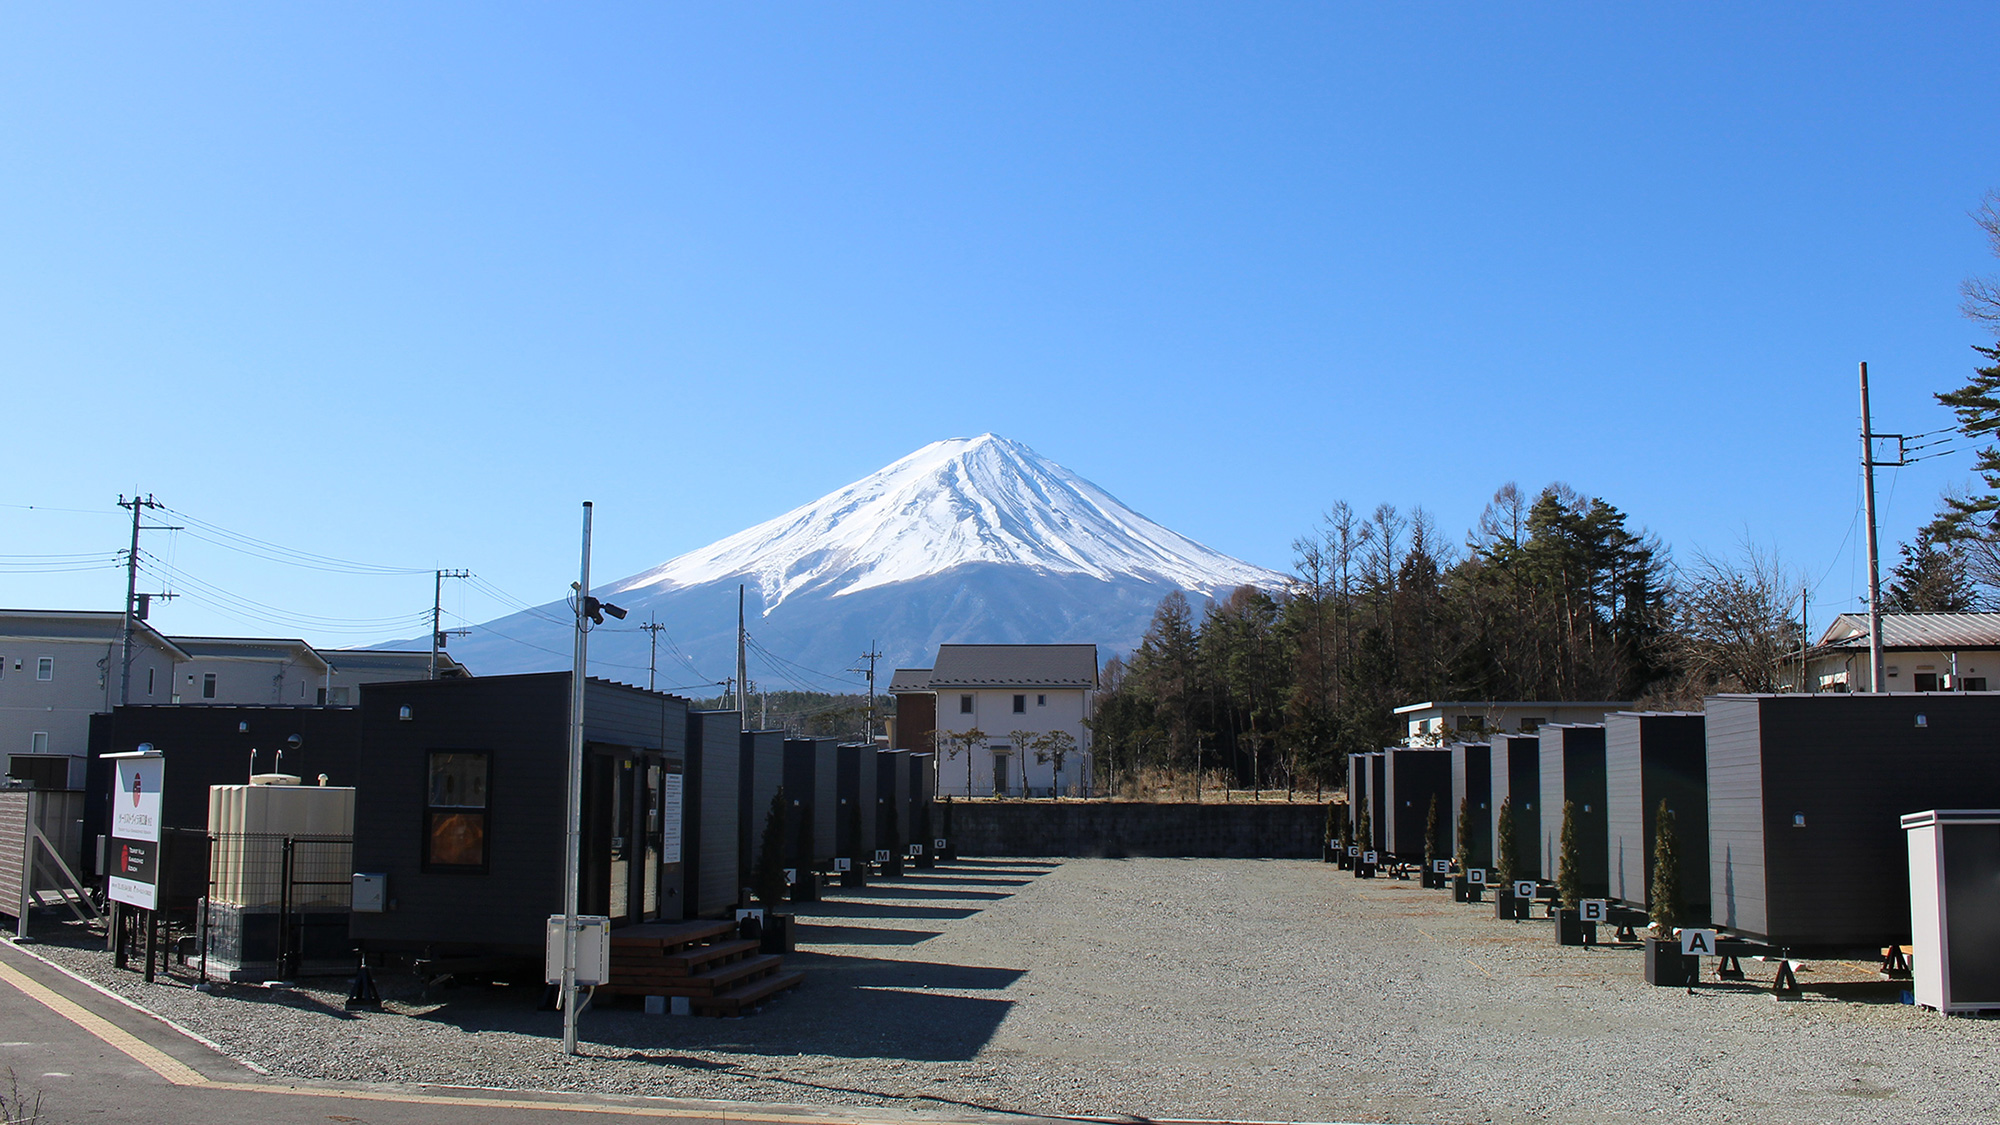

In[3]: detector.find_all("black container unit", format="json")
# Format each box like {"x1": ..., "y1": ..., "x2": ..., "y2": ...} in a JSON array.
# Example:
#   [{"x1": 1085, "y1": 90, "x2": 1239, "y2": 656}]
[
  {"x1": 1449, "y1": 743, "x2": 1494, "y2": 869},
  {"x1": 834, "y1": 742, "x2": 878, "y2": 882},
  {"x1": 1706, "y1": 693, "x2": 2000, "y2": 950},
  {"x1": 1383, "y1": 748, "x2": 1451, "y2": 860},
  {"x1": 1489, "y1": 734, "x2": 1541, "y2": 879},
  {"x1": 1538, "y1": 724, "x2": 1609, "y2": 899},
  {"x1": 1605, "y1": 711, "x2": 1707, "y2": 923},
  {"x1": 738, "y1": 729, "x2": 785, "y2": 894},
  {"x1": 781, "y1": 737, "x2": 839, "y2": 881},
  {"x1": 1346, "y1": 752, "x2": 1369, "y2": 841},
  {"x1": 876, "y1": 749, "x2": 911, "y2": 871},
  {"x1": 907, "y1": 752, "x2": 936, "y2": 863},
  {"x1": 349, "y1": 673, "x2": 689, "y2": 959},
  {"x1": 683, "y1": 710, "x2": 742, "y2": 918}
]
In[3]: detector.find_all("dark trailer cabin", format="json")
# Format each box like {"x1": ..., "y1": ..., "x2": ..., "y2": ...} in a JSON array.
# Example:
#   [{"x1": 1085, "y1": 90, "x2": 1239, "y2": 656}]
[
  {"x1": 85, "y1": 704, "x2": 362, "y2": 846},
  {"x1": 1706, "y1": 693, "x2": 2000, "y2": 950},
  {"x1": 835, "y1": 742, "x2": 878, "y2": 869},
  {"x1": 738, "y1": 729, "x2": 785, "y2": 892},
  {"x1": 1348, "y1": 753, "x2": 1386, "y2": 851},
  {"x1": 1382, "y1": 749, "x2": 1451, "y2": 859},
  {"x1": 684, "y1": 710, "x2": 742, "y2": 918},
  {"x1": 1346, "y1": 753, "x2": 1368, "y2": 840},
  {"x1": 876, "y1": 749, "x2": 910, "y2": 862},
  {"x1": 1604, "y1": 711, "x2": 1707, "y2": 921},
  {"x1": 1490, "y1": 734, "x2": 1541, "y2": 879},
  {"x1": 782, "y1": 738, "x2": 838, "y2": 872},
  {"x1": 349, "y1": 674, "x2": 690, "y2": 960},
  {"x1": 1450, "y1": 743, "x2": 1493, "y2": 869},
  {"x1": 1538, "y1": 724, "x2": 1608, "y2": 899},
  {"x1": 907, "y1": 752, "x2": 936, "y2": 859}
]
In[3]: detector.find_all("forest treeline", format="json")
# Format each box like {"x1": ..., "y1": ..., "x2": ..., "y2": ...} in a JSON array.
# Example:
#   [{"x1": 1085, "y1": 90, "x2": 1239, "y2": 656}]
[{"x1": 1087, "y1": 482, "x2": 1971, "y2": 795}]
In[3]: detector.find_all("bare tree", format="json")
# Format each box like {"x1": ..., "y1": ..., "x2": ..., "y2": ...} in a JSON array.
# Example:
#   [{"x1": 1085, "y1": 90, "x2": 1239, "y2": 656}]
[
  {"x1": 1032, "y1": 730, "x2": 1078, "y2": 797},
  {"x1": 1665, "y1": 543, "x2": 1801, "y2": 696},
  {"x1": 938, "y1": 727, "x2": 987, "y2": 798},
  {"x1": 1963, "y1": 190, "x2": 2000, "y2": 330}
]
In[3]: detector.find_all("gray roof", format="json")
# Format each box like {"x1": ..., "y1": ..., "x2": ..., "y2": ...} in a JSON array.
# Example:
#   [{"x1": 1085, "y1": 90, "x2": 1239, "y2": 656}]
[
  {"x1": 170, "y1": 636, "x2": 330, "y2": 672},
  {"x1": 1, "y1": 609, "x2": 193, "y2": 659},
  {"x1": 1392, "y1": 700, "x2": 1633, "y2": 715},
  {"x1": 925, "y1": 644, "x2": 1099, "y2": 690},
  {"x1": 888, "y1": 668, "x2": 933, "y2": 693},
  {"x1": 1817, "y1": 612, "x2": 2000, "y2": 651},
  {"x1": 323, "y1": 649, "x2": 469, "y2": 677}
]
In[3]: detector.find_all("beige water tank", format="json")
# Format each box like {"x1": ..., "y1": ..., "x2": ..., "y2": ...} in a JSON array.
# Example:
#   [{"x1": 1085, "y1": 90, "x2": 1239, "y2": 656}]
[{"x1": 206, "y1": 781, "x2": 356, "y2": 908}]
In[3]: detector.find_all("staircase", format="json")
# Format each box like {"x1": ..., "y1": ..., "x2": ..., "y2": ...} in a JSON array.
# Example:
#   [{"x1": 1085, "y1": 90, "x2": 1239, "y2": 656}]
[{"x1": 600, "y1": 920, "x2": 804, "y2": 1016}]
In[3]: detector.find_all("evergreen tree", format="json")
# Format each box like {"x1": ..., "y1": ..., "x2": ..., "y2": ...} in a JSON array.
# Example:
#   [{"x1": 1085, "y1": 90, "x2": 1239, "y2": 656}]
[
  {"x1": 1494, "y1": 797, "x2": 1518, "y2": 889},
  {"x1": 1424, "y1": 795, "x2": 1440, "y2": 870},
  {"x1": 1886, "y1": 521, "x2": 1979, "y2": 612},
  {"x1": 1932, "y1": 344, "x2": 2000, "y2": 538},
  {"x1": 1556, "y1": 799, "x2": 1582, "y2": 909},
  {"x1": 754, "y1": 789, "x2": 789, "y2": 906},
  {"x1": 1650, "y1": 800, "x2": 1683, "y2": 934},
  {"x1": 1453, "y1": 796, "x2": 1471, "y2": 873},
  {"x1": 1354, "y1": 799, "x2": 1372, "y2": 856}
]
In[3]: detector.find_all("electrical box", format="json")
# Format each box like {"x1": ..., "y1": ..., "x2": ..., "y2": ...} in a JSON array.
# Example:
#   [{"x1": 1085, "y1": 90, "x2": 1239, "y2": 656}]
[
  {"x1": 544, "y1": 915, "x2": 612, "y2": 987},
  {"x1": 1905, "y1": 810, "x2": 2000, "y2": 1014},
  {"x1": 351, "y1": 873, "x2": 387, "y2": 913}
]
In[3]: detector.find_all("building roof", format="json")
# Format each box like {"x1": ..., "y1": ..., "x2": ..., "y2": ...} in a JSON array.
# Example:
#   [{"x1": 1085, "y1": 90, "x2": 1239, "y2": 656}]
[
  {"x1": 170, "y1": 636, "x2": 331, "y2": 673},
  {"x1": 888, "y1": 668, "x2": 933, "y2": 693},
  {"x1": 924, "y1": 644, "x2": 1099, "y2": 690},
  {"x1": 0, "y1": 609, "x2": 193, "y2": 659},
  {"x1": 1392, "y1": 700, "x2": 1634, "y2": 715},
  {"x1": 321, "y1": 649, "x2": 470, "y2": 678},
  {"x1": 1816, "y1": 612, "x2": 2000, "y2": 651}
]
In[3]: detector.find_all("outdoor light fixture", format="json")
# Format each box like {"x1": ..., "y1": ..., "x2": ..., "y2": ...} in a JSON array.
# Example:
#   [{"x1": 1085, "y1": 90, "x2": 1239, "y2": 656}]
[{"x1": 398, "y1": 706, "x2": 413, "y2": 721}]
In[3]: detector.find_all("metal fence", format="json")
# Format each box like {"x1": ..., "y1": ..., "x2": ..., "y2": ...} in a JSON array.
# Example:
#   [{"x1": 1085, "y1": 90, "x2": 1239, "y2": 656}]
[{"x1": 200, "y1": 832, "x2": 353, "y2": 981}]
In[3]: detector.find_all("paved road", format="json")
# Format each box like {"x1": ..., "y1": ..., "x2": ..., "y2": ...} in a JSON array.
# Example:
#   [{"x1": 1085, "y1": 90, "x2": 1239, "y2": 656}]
[{"x1": 0, "y1": 938, "x2": 1040, "y2": 1125}]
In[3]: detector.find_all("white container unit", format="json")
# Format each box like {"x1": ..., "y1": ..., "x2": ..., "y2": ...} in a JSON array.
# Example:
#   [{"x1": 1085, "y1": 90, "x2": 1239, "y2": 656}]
[
  {"x1": 1903, "y1": 809, "x2": 2000, "y2": 1015},
  {"x1": 206, "y1": 781, "x2": 356, "y2": 908}
]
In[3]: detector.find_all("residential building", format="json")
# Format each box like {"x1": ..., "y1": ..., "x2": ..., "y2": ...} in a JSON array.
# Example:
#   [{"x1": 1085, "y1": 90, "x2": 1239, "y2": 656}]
[
  {"x1": 319, "y1": 648, "x2": 469, "y2": 705},
  {"x1": 891, "y1": 644, "x2": 1098, "y2": 797},
  {"x1": 1395, "y1": 700, "x2": 1634, "y2": 746},
  {"x1": 0, "y1": 609, "x2": 189, "y2": 788},
  {"x1": 1794, "y1": 612, "x2": 2000, "y2": 693},
  {"x1": 169, "y1": 636, "x2": 331, "y2": 706}
]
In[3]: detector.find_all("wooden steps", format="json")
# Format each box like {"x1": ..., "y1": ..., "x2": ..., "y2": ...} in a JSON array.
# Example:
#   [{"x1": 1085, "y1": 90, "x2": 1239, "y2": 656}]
[{"x1": 600, "y1": 919, "x2": 803, "y2": 1015}]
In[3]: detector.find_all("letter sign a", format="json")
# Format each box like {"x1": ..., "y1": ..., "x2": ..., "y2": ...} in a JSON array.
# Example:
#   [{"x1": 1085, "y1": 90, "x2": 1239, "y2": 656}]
[{"x1": 1680, "y1": 928, "x2": 1718, "y2": 957}]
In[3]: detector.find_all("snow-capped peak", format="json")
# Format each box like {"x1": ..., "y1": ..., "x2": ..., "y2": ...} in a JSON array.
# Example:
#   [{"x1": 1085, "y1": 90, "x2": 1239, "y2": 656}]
[{"x1": 607, "y1": 434, "x2": 1284, "y2": 611}]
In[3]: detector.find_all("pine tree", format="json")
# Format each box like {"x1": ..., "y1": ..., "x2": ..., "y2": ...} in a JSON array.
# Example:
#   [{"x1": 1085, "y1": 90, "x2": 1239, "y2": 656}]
[
  {"x1": 1355, "y1": 800, "x2": 1372, "y2": 857},
  {"x1": 1556, "y1": 799, "x2": 1582, "y2": 909},
  {"x1": 754, "y1": 788, "x2": 788, "y2": 906},
  {"x1": 1650, "y1": 799, "x2": 1683, "y2": 934},
  {"x1": 1424, "y1": 795, "x2": 1440, "y2": 870},
  {"x1": 1886, "y1": 520, "x2": 1979, "y2": 612},
  {"x1": 1453, "y1": 796, "x2": 1471, "y2": 873},
  {"x1": 1494, "y1": 797, "x2": 1518, "y2": 889}
]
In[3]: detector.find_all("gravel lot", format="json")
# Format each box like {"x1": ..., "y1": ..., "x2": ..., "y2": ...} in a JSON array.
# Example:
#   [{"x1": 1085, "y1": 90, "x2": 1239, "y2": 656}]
[{"x1": 18, "y1": 857, "x2": 2000, "y2": 1124}]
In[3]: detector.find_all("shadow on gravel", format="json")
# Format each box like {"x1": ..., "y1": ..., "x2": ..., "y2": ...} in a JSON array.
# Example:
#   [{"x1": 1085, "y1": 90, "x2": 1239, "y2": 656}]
[
  {"x1": 793, "y1": 922, "x2": 941, "y2": 945},
  {"x1": 892, "y1": 875, "x2": 1036, "y2": 887},
  {"x1": 206, "y1": 983, "x2": 362, "y2": 1021},
  {"x1": 830, "y1": 885, "x2": 1015, "y2": 901},
  {"x1": 792, "y1": 902, "x2": 981, "y2": 921}
]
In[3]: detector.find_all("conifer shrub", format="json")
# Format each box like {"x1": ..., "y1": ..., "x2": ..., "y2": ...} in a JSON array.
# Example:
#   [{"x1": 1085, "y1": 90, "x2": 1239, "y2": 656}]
[
  {"x1": 1494, "y1": 797, "x2": 1518, "y2": 889},
  {"x1": 1650, "y1": 799, "x2": 1683, "y2": 934},
  {"x1": 754, "y1": 788, "x2": 788, "y2": 907},
  {"x1": 1556, "y1": 799, "x2": 1582, "y2": 909}
]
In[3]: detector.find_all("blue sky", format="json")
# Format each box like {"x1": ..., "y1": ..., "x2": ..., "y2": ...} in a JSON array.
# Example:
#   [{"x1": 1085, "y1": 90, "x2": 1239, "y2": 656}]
[{"x1": 5, "y1": 4, "x2": 1998, "y2": 665}]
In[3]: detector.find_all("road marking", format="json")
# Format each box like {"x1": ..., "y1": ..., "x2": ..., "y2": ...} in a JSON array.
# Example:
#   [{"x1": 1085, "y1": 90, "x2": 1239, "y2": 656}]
[
  {"x1": 1465, "y1": 958, "x2": 1494, "y2": 979},
  {"x1": 0, "y1": 960, "x2": 208, "y2": 1086}
]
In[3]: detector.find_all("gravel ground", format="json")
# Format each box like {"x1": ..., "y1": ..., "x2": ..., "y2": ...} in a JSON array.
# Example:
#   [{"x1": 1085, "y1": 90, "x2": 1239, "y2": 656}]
[{"x1": 18, "y1": 857, "x2": 2000, "y2": 1124}]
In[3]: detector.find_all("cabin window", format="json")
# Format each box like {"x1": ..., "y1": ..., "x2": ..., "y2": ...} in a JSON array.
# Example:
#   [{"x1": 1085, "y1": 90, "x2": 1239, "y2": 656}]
[
  {"x1": 36, "y1": 657, "x2": 53, "y2": 682},
  {"x1": 1037, "y1": 694, "x2": 1046, "y2": 707},
  {"x1": 960, "y1": 694, "x2": 974, "y2": 714},
  {"x1": 425, "y1": 751, "x2": 490, "y2": 869},
  {"x1": 1013, "y1": 694, "x2": 1026, "y2": 713}
]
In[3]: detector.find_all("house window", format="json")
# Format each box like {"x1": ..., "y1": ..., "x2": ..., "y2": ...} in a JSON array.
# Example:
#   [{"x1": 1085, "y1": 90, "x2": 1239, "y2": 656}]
[
  {"x1": 1915, "y1": 673, "x2": 1940, "y2": 692},
  {"x1": 425, "y1": 751, "x2": 490, "y2": 869},
  {"x1": 1455, "y1": 715, "x2": 1483, "y2": 735},
  {"x1": 1013, "y1": 694, "x2": 1026, "y2": 713},
  {"x1": 1965, "y1": 677, "x2": 1989, "y2": 692},
  {"x1": 1521, "y1": 718, "x2": 1544, "y2": 733},
  {"x1": 36, "y1": 658, "x2": 53, "y2": 682},
  {"x1": 960, "y1": 694, "x2": 974, "y2": 714},
  {"x1": 1037, "y1": 694, "x2": 1046, "y2": 707},
  {"x1": 202, "y1": 673, "x2": 217, "y2": 699}
]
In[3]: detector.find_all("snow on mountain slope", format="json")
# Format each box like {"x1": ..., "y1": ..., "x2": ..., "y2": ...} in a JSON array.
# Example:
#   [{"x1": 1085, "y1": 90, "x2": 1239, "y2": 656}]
[
  {"x1": 437, "y1": 435, "x2": 1287, "y2": 678},
  {"x1": 607, "y1": 434, "x2": 1283, "y2": 609}
]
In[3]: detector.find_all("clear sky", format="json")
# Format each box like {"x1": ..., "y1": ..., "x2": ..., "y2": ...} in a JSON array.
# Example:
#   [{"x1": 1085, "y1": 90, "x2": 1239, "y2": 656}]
[{"x1": 5, "y1": 4, "x2": 1998, "y2": 671}]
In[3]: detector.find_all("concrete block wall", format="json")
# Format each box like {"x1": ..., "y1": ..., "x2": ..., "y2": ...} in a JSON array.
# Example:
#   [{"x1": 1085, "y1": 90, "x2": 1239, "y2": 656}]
[{"x1": 945, "y1": 801, "x2": 1328, "y2": 859}]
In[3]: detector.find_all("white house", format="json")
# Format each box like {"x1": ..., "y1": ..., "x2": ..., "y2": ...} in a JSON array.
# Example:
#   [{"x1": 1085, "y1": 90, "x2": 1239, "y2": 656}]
[
  {"x1": 169, "y1": 636, "x2": 331, "y2": 706},
  {"x1": 895, "y1": 644, "x2": 1099, "y2": 797},
  {"x1": 318, "y1": 648, "x2": 469, "y2": 705},
  {"x1": 0, "y1": 609, "x2": 189, "y2": 788},
  {"x1": 1795, "y1": 612, "x2": 2000, "y2": 693}
]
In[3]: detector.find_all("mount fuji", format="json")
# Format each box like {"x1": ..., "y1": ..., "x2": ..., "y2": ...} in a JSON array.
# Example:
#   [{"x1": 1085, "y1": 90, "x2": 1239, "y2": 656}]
[{"x1": 437, "y1": 435, "x2": 1288, "y2": 688}]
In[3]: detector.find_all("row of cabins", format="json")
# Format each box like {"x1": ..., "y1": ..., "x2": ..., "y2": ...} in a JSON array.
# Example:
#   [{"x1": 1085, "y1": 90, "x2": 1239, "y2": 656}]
[
  {"x1": 79, "y1": 672, "x2": 937, "y2": 972},
  {"x1": 1349, "y1": 690, "x2": 2000, "y2": 953}
]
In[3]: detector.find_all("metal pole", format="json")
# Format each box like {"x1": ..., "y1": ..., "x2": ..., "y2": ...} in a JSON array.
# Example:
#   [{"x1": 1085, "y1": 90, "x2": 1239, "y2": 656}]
[
  {"x1": 1860, "y1": 362, "x2": 1886, "y2": 693},
  {"x1": 120, "y1": 494, "x2": 142, "y2": 706},
  {"x1": 431, "y1": 570, "x2": 443, "y2": 681},
  {"x1": 737, "y1": 585, "x2": 749, "y2": 719},
  {"x1": 562, "y1": 502, "x2": 592, "y2": 1056}
]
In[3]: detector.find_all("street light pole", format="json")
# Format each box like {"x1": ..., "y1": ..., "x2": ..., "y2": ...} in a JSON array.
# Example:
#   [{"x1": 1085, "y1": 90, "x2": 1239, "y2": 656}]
[{"x1": 561, "y1": 501, "x2": 592, "y2": 1056}]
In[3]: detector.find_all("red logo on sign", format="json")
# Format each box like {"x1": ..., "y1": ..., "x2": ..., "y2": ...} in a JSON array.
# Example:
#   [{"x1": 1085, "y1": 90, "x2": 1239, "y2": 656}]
[
  {"x1": 121, "y1": 844, "x2": 131, "y2": 872},
  {"x1": 132, "y1": 771, "x2": 143, "y2": 807}
]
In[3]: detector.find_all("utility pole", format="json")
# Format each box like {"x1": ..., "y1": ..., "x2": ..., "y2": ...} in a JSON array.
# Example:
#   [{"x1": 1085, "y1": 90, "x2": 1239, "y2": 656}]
[
  {"x1": 850, "y1": 643, "x2": 882, "y2": 743},
  {"x1": 431, "y1": 569, "x2": 470, "y2": 679},
  {"x1": 640, "y1": 618, "x2": 667, "y2": 692},
  {"x1": 1801, "y1": 585, "x2": 1812, "y2": 694},
  {"x1": 116, "y1": 494, "x2": 179, "y2": 706},
  {"x1": 1858, "y1": 363, "x2": 1910, "y2": 694},
  {"x1": 561, "y1": 502, "x2": 592, "y2": 1058},
  {"x1": 736, "y1": 584, "x2": 749, "y2": 719}
]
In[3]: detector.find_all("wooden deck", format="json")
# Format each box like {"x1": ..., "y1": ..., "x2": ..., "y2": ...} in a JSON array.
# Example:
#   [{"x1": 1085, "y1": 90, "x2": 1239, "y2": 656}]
[{"x1": 600, "y1": 919, "x2": 802, "y2": 1016}]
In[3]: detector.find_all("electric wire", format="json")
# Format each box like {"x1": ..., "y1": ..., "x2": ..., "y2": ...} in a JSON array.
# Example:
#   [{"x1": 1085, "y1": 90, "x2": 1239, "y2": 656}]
[{"x1": 159, "y1": 506, "x2": 432, "y2": 575}]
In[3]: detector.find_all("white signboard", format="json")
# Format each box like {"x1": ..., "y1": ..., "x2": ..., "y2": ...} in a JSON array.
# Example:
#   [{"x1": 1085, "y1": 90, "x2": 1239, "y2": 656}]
[
  {"x1": 907, "y1": 844, "x2": 924, "y2": 858},
  {"x1": 112, "y1": 757, "x2": 163, "y2": 844},
  {"x1": 1680, "y1": 928, "x2": 1718, "y2": 957},
  {"x1": 1513, "y1": 880, "x2": 1537, "y2": 900},
  {"x1": 1362, "y1": 850, "x2": 1378, "y2": 865},
  {"x1": 661, "y1": 770, "x2": 684, "y2": 863},
  {"x1": 833, "y1": 856, "x2": 852, "y2": 872},
  {"x1": 1579, "y1": 899, "x2": 1608, "y2": 924},
  {"x1": 933, "y1": 837, "x2": 947, "y2": 851},
  {"x1": 1431, "y1": 859, "x2": 1450, "y2": 874},
  {"x1": 1467, "y1": 868, "x2": 1487, "y2": 885},
  {"x1": 873, "y1": 849, "x2": 891, "y2": 864}
]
